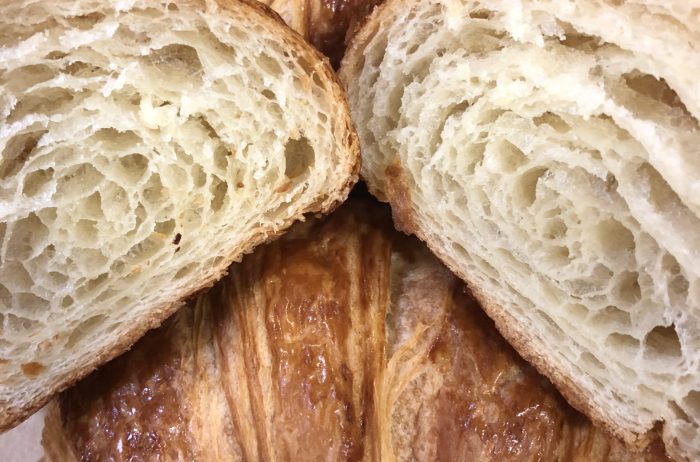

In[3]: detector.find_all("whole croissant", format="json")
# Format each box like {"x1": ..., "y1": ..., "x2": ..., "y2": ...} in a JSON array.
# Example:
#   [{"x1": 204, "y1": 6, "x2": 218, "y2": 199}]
[{"x1": 42, "y1": 201, "x2": 668, "y2": 461}]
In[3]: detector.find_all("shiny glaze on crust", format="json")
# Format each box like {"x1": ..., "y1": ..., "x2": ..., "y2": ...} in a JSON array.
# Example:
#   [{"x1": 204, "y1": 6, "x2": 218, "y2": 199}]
[
  {"x1": 48, "y1": 201, "x2": 669, "y2": 461},
  {"x1": 210, "y1": 203, "x2": 392, "y2": 460},
  {"x1": 58, "y1": 318, "x2": 194, "y2": 461}
]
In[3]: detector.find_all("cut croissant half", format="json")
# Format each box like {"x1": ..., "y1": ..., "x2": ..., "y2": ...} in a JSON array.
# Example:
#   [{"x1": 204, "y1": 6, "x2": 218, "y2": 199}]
[
  {"x1": 0, "y1": 0, "x2": 358, "y2": 430},
  {"x1": 341, "y1": 1, "x2": 700, "y2": 460}
]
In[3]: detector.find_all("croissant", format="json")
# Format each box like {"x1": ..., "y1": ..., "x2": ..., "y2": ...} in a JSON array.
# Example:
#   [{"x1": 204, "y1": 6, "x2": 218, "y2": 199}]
[
  {"x1": 340, "y1": 1, "x2": 700, "y2": 460},
  {"x1": 0, "y1": 0, "x2": 358, "y2": 431},
  {"x1": 42, "y1": 200, "x2": 668, "y2": 461}
]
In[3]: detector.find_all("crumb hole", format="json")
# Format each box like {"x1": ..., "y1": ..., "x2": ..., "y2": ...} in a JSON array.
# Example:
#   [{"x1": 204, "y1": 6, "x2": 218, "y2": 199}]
[
  {"x1": 682, "y1": 390, "x2": 700, "y2": 418},
  {"x1": 496, "y1": 140, "x2": 527, "y2": 172},
  {"x1": 64, "y1": 12, "x2": 105, "y2": 30},
  {"x1": 644, "y1": 324, "x2": 682, "y2": 359},
  {"x1": 535, "y1": 310, "x2": 564, "y2": 339},
  {"x1": 210, "y1": 176, "x2": 228, "y2": 212},
  {"x1": 66, "y1": 314, "x2": 107, "y2": 348},
  {"x1": 80, "y1": 193, "x2": 103, "y2": 220},
  {"x1": 623, "y1": 71, "x2": 690, "y2": 114},
  {"x1": 668, "y1": 273, "x2": 689, "y2": 305},
  {"x1": 566, "y1": 303, "x2": 589, "y2": 320},
  {"x1": 635, "y1": 163, "x2": 688, "y2": 213},
  {"x1": 194, "y1": 115, "x2": 220, "y2": 140},
  {"x1": 533, "y1": 112, "x2": 570, "y2": 133},
  {"x1": 63, "y1": 60, "x2": 101, "y2": 77},
  {"x1": 6, "y1": 213, "x2": 49, "y2": 260},
  {"x1": 591, "y1": 305, "x2": 631, "y2": 328},
  {"x1": 154, "y1": 219, "x2": 176, "y2": 236},
  {"x1": 469, "y1": 8, "x2": 494, "y2": 19},
  {"x1": 21, "y1": 361, "x2": 45, "y2": 377},
  {"x1": 191, "y1": 163, "x2": 206, "y2": 188},
  {"x1": 580, "y1": 351, "x2": 605, "y2": 370},
  {"x1": 0, "y1": 130, "x2": 46, "y2": 180},
  {"x1": 594, "y1": 218, "x2": 635, "y2": 254},
  {"x1": 61, "y1": 295, "x2": 74, "y2": 308},
  {"x1": 0, "y1": 284, "x2": 11, "y2": 304},
  {"x1": 614, "y1": 271, "x2": 641, "y2": 305},
  {"x1": 75, "y1": 219, "x2": 98, "y2": 243},
  {"x1": 256, "y1": 53, "x2": 282, "y2": 76},
  {"x1": 15, "y1": 293, "x2": 50, "y2": 316},
  {"x1": 560, "y1": 31, "x2": 602, "y2": 52},
  {"x1": 174, "y1": 262, "x2": 198, "y2": 279},
  {"x1": 126, "y1": 235, "x2": 164, "y2": 265},
  {"x1": 543, "y1": 218, "x2": 567, "y2": 240},
  {"x1": 546, "y1": 245, "x2": 570, "y2": 266},
  {"x1": 22, "y1": 167, "x2": 55, "y2": 197},
  {"x1": 142, "y1": 173, "x2": 166, "y2": 206},
  {"x1": 48, "y1": 271, "x2": 68, "y2": 286},
  {"x1": 55, "y1": 163, "x2": 105, "y2": 199},
  {"x1": 284, "y1": 136, "x2": 315, "y2": 179},
  {"x1": 605, "y1": 332, "x2": 640, "y2": 355},
  {"x1": 76, "y1": 272, "x2": 109, "y2": 298},
  {"x1": 45, "y1": 51, "x2": 68, "y2": 60},
  {"x1": 7, "y1": 88, "x2": 74, "y2": 123},
  {"x1": 144, "y1": 43, "x2": 202, "y2": 76},
  {"x1": 669, "y1": 400, "x2": 692, "y2": 423},
  {"x1": 517, "y1": 167, "x2": 548, "y2": 206},
  {"x1": 92, "y1": 128, "x2": 141, "y2": 148}
]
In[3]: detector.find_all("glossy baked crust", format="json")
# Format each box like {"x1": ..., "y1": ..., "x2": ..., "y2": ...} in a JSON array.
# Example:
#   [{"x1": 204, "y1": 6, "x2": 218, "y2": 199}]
[{"x1": 43, "y1": 201, "x2": 669, "y2": 461}]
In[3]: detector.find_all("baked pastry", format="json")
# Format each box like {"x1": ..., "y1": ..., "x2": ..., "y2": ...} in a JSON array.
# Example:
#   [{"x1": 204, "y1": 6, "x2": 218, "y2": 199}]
[
  {"x1": 263, "y1": 0, "x2": 384, "y2": 66},
  {"x1": 0, "y1": 0, "x2": 358, "y2": 430},
  {"x1": 340, "y1": 1, "x2": 699, "y2": 460},
  {"x1": 42, "y1": 201, "x2": 668, "y2": 461}
]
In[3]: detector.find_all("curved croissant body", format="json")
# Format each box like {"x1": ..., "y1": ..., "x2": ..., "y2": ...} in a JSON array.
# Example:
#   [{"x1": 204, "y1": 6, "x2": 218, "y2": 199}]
[{"x1": 43, "y1": 202, "x2": 668, "y2": 461}]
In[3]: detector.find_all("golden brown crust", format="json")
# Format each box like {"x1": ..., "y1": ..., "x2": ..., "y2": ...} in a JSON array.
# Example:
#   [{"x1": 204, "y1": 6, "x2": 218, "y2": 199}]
[
  {"x1": 57, "y1": 311, "x2": 195, "y2": 460},
  {"x1": 263, "y1": 0, "x2": 384, "y2": 67},
  {"x1": 42, "y1": 403, "x2": 79, "y2": 462},
  {"x1": 339, "y1": 0, "x2": 393, "y2": 84},
  {"x1": 383, "y1": 160, "x2": 417, "y2": 234},
  {"x1": 44, "y1": 200, "x2": 669, "y2": 462},
  {"x1": 0, "y1": 0, "x2": 359, "y2": 433},
  {"x1": 304, "y1": 0, "x2": 384, "y2": 67}
]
